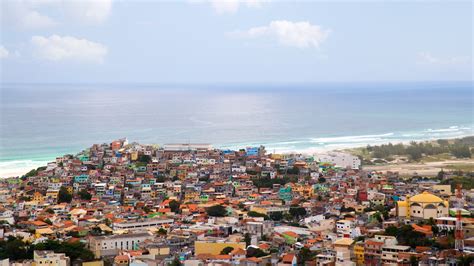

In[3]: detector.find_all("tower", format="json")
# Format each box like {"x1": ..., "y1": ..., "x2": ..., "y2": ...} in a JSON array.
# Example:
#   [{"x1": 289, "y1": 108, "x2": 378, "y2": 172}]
[{"x1": 454, "y1": 184, "x2": 464, "y2": 252}]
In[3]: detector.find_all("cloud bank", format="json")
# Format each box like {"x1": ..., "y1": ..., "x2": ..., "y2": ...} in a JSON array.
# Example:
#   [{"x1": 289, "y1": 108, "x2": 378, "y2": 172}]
[
  {"x1": 0, "y1": 46, "x2": 10, "y2": 59},
  {"x1": 1, "y1": 0, "x2": 112, "y2": 30},
  {"x1": 192, "y1": 0, "x2": 269, "y2": 14},
  {"x1": 31, "y1": 35, "x2": 108, "y2": 63},
  {"x1": 229, "y1": 20, "x2": 330, "y2": 48},
  {"x1": 418, "y1": 52, "x2": 470, "y2": 66}
]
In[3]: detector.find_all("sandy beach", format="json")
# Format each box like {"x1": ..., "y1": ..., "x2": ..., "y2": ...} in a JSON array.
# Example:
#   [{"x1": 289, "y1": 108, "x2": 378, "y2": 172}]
[{"x1": 363, "y1": 158, "x2": 474, "y2": 176}]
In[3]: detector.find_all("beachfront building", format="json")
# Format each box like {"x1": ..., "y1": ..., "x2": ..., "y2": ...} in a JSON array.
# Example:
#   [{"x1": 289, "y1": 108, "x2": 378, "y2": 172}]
[
  {"x1": 396, "y1": 191, "x2": 449, "y2": 221},
  {"x1": 314, "y1": 152, "x2": 361, "y2": 169}
]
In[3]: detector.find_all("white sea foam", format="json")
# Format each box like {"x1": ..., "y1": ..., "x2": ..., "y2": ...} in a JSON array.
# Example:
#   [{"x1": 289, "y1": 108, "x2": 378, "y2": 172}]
[
  {"x1": 0, "y1": 160, "x2": 49, "y2": 178},
  {"x1": 310, "y1": 132, "x2": 395, "y2": 144}
]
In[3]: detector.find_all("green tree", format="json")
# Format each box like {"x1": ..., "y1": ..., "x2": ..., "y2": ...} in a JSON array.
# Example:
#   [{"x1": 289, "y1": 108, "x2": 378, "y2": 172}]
[
  {"x1": 34, "y1": 239, "x2": 94, "y2": 261},
  {"x1": 220, "y1": 246, "x2": 234, "y2": 255},
  {"x1": 298, "y1": 247, "x2": 317, "y2": 264},
  {"x1": 289, "y1": 206, "x2": 307, "y2": 219},
  {"x1": 269, "y1": 211, "x2": 283, "y2": 221},
  {"x1": 169, "y1": 257, "x2": 182, "y2": 266},
  {"x1": 247, "y1": 211, "x2": 269, "y2": 219},
  {"x1": 244, "y1": 233, "x2": 251, "y2": 247},
  {"x1": 451, "y1": 145, "x2": 471, "y2": 158},
  {"x1": 138, "y1": 154, "x2": 152, "y2": 163},
  {"x1": 0, "y1": 236, "x2": 34, "y2": 260},
  {"x1": 157, "y1": 228, "x2": 167, "y2": 235},
  {"x1": 206, "y1": 205, "x2": 227, "y2": 217},
  {"x1": 58, "y1": 186, "x2": 72, "y2": 203},
  {"x1": 457, "y1": 255, "x2": 474, "y2": 266},
  {"x1": 406, "y1": 146, "x2": 422, "y2": 161},
  {"x1": 169, "y1": 200, "x2": 181, "y2": 213},
  {"x1": 78, "y1": 189, "x2": 92, "y2": 200},
  {"x1": 409, "y1": 256, "x2": 419, "y2": 266}
]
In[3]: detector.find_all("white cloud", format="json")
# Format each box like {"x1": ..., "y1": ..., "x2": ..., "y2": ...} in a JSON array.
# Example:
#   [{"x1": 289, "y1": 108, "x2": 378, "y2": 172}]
[
  {"x1": 1, "y1": 1, "x2": 57, "y2": 30},
  {"x1": 229, "y1": 20, "x2": 330, "y2": 48},
  {"x1": 192, "y1": 0, "x2": 269, "y2": 14},
  {"x1": 1, "y1": 0, "x2": 112, "y2": 30},
  {"x1": 61, "y1": 0, "x2": 113, "y2": 24},
  {"x1": 0, "y1": 46, "x2": 10, "y2": 59},
  {"x1": 31, "y1": 35, "x2": 108, "y2": 63},
  {"x1": 418, "y1": 52, "x2": 471, "y2": 66}
]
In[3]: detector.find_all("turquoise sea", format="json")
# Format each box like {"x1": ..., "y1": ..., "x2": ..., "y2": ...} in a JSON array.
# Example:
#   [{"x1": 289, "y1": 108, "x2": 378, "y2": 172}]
[{"x1": 0, "y1": 81, "x2": 473, "y2": 176}]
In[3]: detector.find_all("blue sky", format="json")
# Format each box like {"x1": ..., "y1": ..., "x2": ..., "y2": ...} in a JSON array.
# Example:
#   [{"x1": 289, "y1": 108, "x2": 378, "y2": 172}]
[{"x1": 0, "y1": 0, "x2": 472, "y2": 83}]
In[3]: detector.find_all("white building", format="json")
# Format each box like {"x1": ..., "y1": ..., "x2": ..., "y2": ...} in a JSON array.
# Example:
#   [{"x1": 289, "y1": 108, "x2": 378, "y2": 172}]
[
  {"x1": 113, "y1": 218, "x2": 174, "y2": 231},
  {"x1": 34, "y1": 250, "x2": 70, "y2": 266},
  {"x1": 163, "y1": 144, "x2": 212, "y2": 151},
  {"x1": 89, "y1": 232, "x2": 154, "y2": 257},
  {"x1": 381, "y1": 245, "x2": 411, "y2": 264},
  {"x1": 315, "y1": 152, "x2": 361, "y2": 169}
]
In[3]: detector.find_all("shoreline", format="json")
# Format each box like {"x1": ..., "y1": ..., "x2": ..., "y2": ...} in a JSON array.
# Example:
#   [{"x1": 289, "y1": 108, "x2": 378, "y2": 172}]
[{"x1": 1, "y1": 133, "x2": 473, "y2": 179}]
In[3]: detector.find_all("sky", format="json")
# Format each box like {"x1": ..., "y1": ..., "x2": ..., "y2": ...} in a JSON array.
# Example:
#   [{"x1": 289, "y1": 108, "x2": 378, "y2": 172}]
[{"x1": 0, "y1": 0, "x2": 472, "y2": 83}]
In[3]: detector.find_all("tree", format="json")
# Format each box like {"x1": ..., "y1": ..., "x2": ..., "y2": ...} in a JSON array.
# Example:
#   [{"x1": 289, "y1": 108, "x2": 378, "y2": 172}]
[
  {"x1": 206, "y1": 205, "x2": 227, "y2": 217},
  {"x1": 157, "y1": 228, "x2": 167, "y2": 236},
  {"x1": 0, "y1": 236, "x2": 34, "y2": 260},
  {"x1": 457, "y1": 255, "x2": 474, "y2": 266},
  {"x1": 78, "y1": 189, "x2": 92, "y2": 200},
  {"x1": 246, "y1": 246, "x2": 268, "y2": 258},
  {"x1": 58, "y1": 187, "x2": 72, "y2": 203},
  {"x1": 289, "y1": 206, "x2": 307, "y2": 219},
  {"x1": 169, "y1": 257, "x2": 182, "y2": 266},
  {"x1": 269, "y1": 211, "x2": 283, "y2": 221},
  {"x1": 143, "y1": 206, "x2": 151, "y2": 213},
  {"x1": 34, "y1": 239, "x2": 94, "y2": 261},
  {"x1": 451, "y1": 145, "x2": 471, "y2": 158},
  {"x1": 385, "y1": 226, "x2": 398, "y2": 236},
  {"x1": 169, "y1": 200, "x2": 181, "y2": 213},
  {"x1": 247, "y1": 211, "x2": 269, "y2": 220},
  {"x1": 138, "y1": 154, "x2": 152, "y2": 163},
  {"x1": 409, "y1": 256, "x2": 419, "y2": 266},
  {"x1": 318, "y1": 177, "x2": 326, "y2": 183},
  {"x1": 406, "y1": 146, "x2": 422, "y2": 161},
  {"x1": 220, "y1": 246, "x2": 234, "y2": 255},
  {"x1": 298, "y1": 247, "x2": 317, "y2": 265},
  {"x1": 244, "y1": 233, "x2": 251, "y2": 247},
  {"x1": 45, "y1": 208, "x2": 55, "y2": 214}
]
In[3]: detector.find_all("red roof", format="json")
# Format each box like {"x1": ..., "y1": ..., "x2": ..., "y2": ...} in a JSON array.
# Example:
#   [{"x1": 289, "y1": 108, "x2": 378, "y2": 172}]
[{"x1": 282, "y1": 254, "x2": 296, "y2": 263}]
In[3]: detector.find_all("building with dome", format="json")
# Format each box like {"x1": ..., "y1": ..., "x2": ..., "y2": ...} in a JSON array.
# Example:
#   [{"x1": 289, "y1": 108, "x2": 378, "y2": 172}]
[{"x1": 396, "y1": 191, "x2": 449, "y2": 220}]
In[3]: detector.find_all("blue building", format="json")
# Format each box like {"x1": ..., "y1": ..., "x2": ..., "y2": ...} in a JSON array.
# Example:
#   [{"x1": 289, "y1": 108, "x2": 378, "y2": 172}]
[{"x1": 246, "y1": 147, "x2": 259, "y2": 156}]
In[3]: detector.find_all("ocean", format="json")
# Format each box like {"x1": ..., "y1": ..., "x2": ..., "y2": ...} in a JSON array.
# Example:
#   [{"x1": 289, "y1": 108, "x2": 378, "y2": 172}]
[{"x1": 0, "y1": 81, "x2": 473, "y2": 177}]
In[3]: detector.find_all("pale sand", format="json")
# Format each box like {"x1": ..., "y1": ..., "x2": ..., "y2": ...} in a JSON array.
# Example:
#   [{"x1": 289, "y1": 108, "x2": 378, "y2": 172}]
[{"x1": 363, "y1": 158, "x2": 474, "y2": 176}]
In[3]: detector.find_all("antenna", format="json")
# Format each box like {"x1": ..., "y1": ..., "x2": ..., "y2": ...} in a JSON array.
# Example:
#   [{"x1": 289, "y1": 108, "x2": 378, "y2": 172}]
[{"x1": 455, "y1": 184, "x2": 464, "y2": 252}]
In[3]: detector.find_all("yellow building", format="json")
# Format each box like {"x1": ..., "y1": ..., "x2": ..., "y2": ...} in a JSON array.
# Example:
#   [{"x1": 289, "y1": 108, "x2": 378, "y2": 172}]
[
  {"x1": 32, "y1": 192, "x2": 44, "y2": 203},
  {"x1": 291, "y1": 184, "x2": 314, "y2": 198},
  {"x1": 82, "y1": 261, "x2": 104, "y2": 266},
  {"x1": 45, "y1": 190, "x2": 59, "y2": 201},
  {"x1": 194, "y1": 241, "x2": 246, "y2": 255},
  {"x1": 131, "y1": 151, "x2": 138, "y2": 161},
  {"x1": 354, "y1": 242, "x2": 365, "y2": 265},
  {"x1": 397, "y1": 191, "x2": 448, "y2": 220}
]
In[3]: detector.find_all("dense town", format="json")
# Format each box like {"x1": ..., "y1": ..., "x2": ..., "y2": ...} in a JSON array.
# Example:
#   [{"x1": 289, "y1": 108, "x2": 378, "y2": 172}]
[{"x1": 0, "y1": 138, "x2": 473, "y2": 266}]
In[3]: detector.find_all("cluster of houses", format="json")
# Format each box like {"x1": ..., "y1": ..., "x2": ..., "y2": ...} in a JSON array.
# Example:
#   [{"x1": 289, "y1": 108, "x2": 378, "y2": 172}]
[{"x1": 0, "y1": 138, "x2": 473, "y2": 266}]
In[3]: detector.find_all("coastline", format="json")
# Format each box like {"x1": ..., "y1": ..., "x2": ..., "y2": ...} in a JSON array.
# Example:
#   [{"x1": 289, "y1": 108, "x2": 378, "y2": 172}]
[{"x1": 1, "y1": 130, "x2": 473, "y2": 178}]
